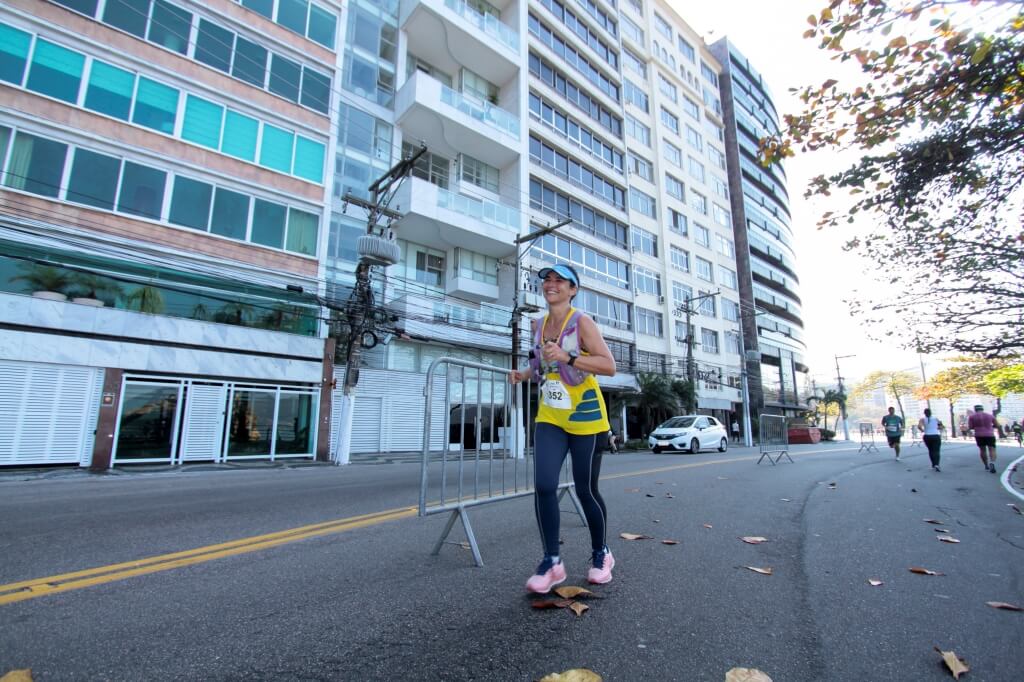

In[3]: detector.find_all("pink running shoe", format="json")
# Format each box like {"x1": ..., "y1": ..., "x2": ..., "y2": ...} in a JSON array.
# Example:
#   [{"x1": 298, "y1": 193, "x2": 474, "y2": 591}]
[
  {"x1": 587, "y1": 548, "x2": 615, "y2": 584},
  {"x1": 526, "y1": 557, "x2": 566, "y2": 594}
]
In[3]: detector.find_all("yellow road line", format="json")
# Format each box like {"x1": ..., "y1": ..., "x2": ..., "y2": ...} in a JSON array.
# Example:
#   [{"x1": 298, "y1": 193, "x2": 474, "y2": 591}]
[{"x1": 0, "y1": 506, "x2": 416, "y2": 606}]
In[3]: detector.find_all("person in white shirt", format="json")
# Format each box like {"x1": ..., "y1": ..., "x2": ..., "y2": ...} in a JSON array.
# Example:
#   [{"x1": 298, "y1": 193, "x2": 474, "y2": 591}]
[{"x1": 919, "y1": 408, "x2": 942, "y2": 472}]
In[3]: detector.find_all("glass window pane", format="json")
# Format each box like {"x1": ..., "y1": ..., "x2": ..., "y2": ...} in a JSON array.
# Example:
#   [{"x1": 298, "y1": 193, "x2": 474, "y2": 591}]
[
  {"x1": 117, "y1": 161, "x2": 166, "y2": 219},
  {"x1": 275, "y1": 392, "x2": 314, "y2": 455},
  {"x1": 278, "y1": 0, "x2": 308, "y2": 35},
  {"x1": 84, "y1": 61, "x2": 135, "y2": 119},
  {"x1": 285, "y1": 209, "x2": 318, "y2": 255},
  {"x1": 308, "y1": 4, "x2": 337, "y2": 48},
  {"x1": 241, "y1": 0, "x2": 274, "y2": 19},
  {"x1": 102, "y1": 0, "x2": 152, "y2": 39},
  {"x1": 293, "y1": 136, "x2": 324, "y2": 183},
  {"x1": 268, "y1": 53, "x2": 300, "y2": 102},
  {"x1": 4, "y1": 132, "x2": 68, "y2": 197},
  {"x1": 221, "y1": 110, "x2": 258, "y2": 160},
  {"x1": 132, "y1": 77, "x2": 178, "y2": 133},
  {"x1": 227, "y1": 390, "x2": 274, "y2": 457},
  {"x1": 195, "y1": 19, "x2": 233, "y2": 73},
  {"x1": 168, "y1": 176, "x2": 212, "y2": 230},
  {"x1": 67, "y1": 148, "x2": 121, "y2": 209},
  {"x1": 259, "y1": 124, "x2": 293, "y2": 173},
  {"x1": 300, "y1": 67, "x2": 330, "y2": 113},
  {"x1": 252, "y1": 199, "x2": 286, "y2": 248},
  {"x1": 181, "y1": 95, "x2": 223, "y2": 149},
  {"x1": 232, "y1": 36, "x2": 267, "y2": 87},
  {"x1": 26, "y1": 39, "x2": 85, "y2": 103},
  {"x1": 0, "y1": 23, "x2": 32, "y2": 85},
  {"x1": 0, "y1": 127, "x2": 10, "y2": 167},
  {"x1": 147, "y1": 0, "x2": 191, "y2": 54},
  {"x1": 210, "y1": 187, "x2": 250, "y2": 240},
  {"x1": 114, "y1": 383, "x2": 178, "y2": 461},
  {"x1": 53, "y1": 0, "x2": 99, "y2": 14}
]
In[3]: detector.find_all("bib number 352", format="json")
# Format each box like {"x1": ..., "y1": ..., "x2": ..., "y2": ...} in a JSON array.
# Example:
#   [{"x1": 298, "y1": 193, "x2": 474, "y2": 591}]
[{"x1": 542, "y1": 380, "x2": 572, "y2": 409}]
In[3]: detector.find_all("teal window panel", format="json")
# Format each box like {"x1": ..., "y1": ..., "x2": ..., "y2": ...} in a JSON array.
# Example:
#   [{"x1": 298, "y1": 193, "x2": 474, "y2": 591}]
[
  {"x1": 103, "y1": 0, "x2": 150, "y2": 39},
  {"x1": 67, "y1": 148, "x2": 121, "y2": 210},
  {"x1": 147, "y1": 0, "x2": 191, "y2": 55},
  {"x1": 278, "y1": 0, "x2": 308, "y2": 36},
  {"x1": 84, "y1": 61, "x2": 135, "y2": 120},
  {"x1": 308, "y1": 4, "x2": 337, "y2": 49},
  {"x1": 169, "y1": 176, "x2": 213, "y2": 230},
  {"x1": 26, "y1": 39, "x2": 85, "y2": 104},
  {"x1": 181, "y1": 95, "x2": 223, "y2": 149},
  {"x1": 293, "y1": 136, "x2": 324, "y2": 183},
  {"x1": 0, "y1": 127, "x2": 10, "y2": 168},
  {"x1": 222, "y1": 110, "x2": 258, "y2": 161},
  {"x1": 300, "y1": 67, "x2": 330, "y2": 114},
  {"x1": 132, "y1": 77, "x2": 178, "y2": 133},
  {"x1": 4, "y1": 132, "x2": 69, "y2": 197},
  {"x1": 285, "y1": 208, "x2": 318, "y2": 256},
  {"x1": 251, "y1": 199, "x2": 286, "y2": 249},
  {"x1": 117, "y1": 161, "x2": 166, "y2": 219},
  {"x1": 53, "y1": 0, "x2": 99, "y2": 14},
  {"x1": 241, "y1": 0, "x2": 274, "y2": 19},
  {"x1": 0, "y1": 23, "x2": 32, "y2": 85},
  {"x1": 259, "y1": 124, "x2": 294, "y2": 173},
  {"x1": 210, "y1": 187, "x2": 250, "y2": 240},
  {"x1": 269, "y1": 53, "x2": 300, "y2": 102}
]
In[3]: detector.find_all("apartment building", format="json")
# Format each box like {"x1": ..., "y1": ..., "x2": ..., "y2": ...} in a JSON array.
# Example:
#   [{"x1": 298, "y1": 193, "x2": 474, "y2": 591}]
[
  {"x1": 0, "y1": 0, "x2": 337, "y2": 467},
  {"x1": 709, "y1": 37, "x2": 809, "y2": 418}
]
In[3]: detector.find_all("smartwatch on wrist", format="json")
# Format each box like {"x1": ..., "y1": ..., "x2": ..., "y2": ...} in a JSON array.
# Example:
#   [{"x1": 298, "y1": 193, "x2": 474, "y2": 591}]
[{"x1": 567, "y1": 352, "x2": 579, "y2": 367}]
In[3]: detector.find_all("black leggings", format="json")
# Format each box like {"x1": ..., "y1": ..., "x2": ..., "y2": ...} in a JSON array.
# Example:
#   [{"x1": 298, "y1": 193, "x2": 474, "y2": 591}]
[
  {"x1": 534, "y1": 422, "x2": 607, "y2": 557},
  {"x1": 923, "y1": 435, "x2": 941, "y2": 466}
]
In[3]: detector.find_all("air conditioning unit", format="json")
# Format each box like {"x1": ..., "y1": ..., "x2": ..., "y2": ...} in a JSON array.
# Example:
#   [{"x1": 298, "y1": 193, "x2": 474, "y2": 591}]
[{"x1": 659, "y1": 295, "x2": 665, "y2": 303}]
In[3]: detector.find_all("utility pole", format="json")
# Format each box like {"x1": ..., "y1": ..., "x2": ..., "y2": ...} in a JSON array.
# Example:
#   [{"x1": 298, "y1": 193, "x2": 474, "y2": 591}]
[
  {"x1": 334, "y1": 146, "x2": 427, "y2": 465},
  {"x1": 915, "y1": 334, "x2": 931, "y2": 410},
  {"x1": 674, "y1": 290, "x2": 719, "y2": 414},
  {"x1": 735, "y1": 305, "x2": 768, "y2": 447},
  {"x1": 834, "y1": 354, "x2": 856, "y2": 441}
]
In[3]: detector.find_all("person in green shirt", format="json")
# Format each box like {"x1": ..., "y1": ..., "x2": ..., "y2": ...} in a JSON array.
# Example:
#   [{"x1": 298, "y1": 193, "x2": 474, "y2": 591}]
[{"x1": 881, "y1": 406, "x2": 905, "y2": 460}]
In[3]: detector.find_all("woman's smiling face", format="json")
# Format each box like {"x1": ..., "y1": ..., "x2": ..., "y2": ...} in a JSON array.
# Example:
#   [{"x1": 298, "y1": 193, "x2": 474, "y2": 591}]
[{"x1": 542, "y1": 272, "x2": 576, "y2": 304}]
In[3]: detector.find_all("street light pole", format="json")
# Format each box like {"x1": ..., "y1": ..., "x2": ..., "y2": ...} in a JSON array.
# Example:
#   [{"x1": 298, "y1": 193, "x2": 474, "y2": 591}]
[
  {"x1": 834, "y1": 354, "x2": 856, "y2": 441},
  {"x1": 674, "y1": 290, "x2": 719, "y2": 415}
]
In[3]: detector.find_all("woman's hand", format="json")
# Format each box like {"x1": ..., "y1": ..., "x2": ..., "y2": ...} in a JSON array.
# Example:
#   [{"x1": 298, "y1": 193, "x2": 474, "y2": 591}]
[
  {"x1": 510, "y1": 369, "x2": 530, "y2": 385},
  {"x1": 541, "y1": 340, "x2": 569, "y2": 364}
]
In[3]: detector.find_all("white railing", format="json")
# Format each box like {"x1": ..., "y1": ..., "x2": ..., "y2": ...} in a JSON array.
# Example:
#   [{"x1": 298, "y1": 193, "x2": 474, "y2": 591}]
[
  {"x1": 443, "y1": 0, "x2": 519, "y2": 52},
  {"x1": 440, "y1": 85, "x2": 520, "y2": 139},
  {"x1": 437, "y1": 187, "x2": 521, "y2": 233}
]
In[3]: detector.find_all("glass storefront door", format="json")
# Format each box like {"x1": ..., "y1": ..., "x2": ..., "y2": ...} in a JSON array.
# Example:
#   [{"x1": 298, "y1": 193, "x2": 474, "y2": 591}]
[
  {"x1": 225, "y1": 389, "x2": 277, "y2": 458},
  {"x1": 113, "y1": 381, "x2": 182, "y2": 462},
  {"x1": 275, "y1": 391, "x2": 315, "y2": 456}
]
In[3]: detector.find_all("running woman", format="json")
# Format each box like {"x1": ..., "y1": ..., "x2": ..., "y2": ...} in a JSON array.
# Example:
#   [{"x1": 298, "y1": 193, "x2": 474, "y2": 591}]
[
  {"x1": 881, "y1": 407, "x2": 905, "y2": 460},
  {"x1": 967, "y1": 405, "x2": 998, "y2": 473},
  {"x1": 919, "y1": 408, "x2": 942, "y2": 472},
  {"x1": 510, "y1": 264, "x2": 617, "y2": 593}
]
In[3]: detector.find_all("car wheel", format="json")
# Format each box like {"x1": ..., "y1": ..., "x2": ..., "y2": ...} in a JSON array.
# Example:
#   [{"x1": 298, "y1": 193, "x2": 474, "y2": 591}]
[
  {"x1": 718, "y1": 438, "x2": 728, "y2": 453},
  {"x1": 652, "y1": 447, "x2": 661, "y2": 454},
  {"x1": 689, "y1": 438, "x2": 700, "y2": 454}
]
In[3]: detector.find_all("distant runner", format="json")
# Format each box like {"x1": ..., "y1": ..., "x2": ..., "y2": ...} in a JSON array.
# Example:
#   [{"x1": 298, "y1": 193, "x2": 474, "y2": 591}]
[
  {"x1": 919, "y1": 408, "x2": 942, "y2": 472},
  {"x1": 967, "y1": 405, "x2": 998, "y2": 473},
  {"x1": 881, "y1": 406, "x2": 905, "y2": 460}
]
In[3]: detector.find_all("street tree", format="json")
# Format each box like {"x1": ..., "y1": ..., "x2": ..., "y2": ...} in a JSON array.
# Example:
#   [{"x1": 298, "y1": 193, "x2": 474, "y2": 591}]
[
  {"x1": 850, "y1": 370, "x2": 920, "y2": 421},
  {"x1": 983, "y1": 363, "x2": 1024, "y2": 396},
  {"x1": 633, "y1": 373, "x2": 680, "y2": 435},
  {"x1": 762, "y1": 0, "x2": 1024, "y2": 356},
  {"x1": 917, "y1": 355, "x2": 1018, "y2": 425},
  {"x1": 810, "y1": 389, "x2": 844, "y2": 435}
]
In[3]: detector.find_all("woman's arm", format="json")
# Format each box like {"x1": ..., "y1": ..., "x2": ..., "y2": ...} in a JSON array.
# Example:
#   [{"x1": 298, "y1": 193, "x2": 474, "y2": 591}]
[{"x1": 541, "y1": 313, "x2": 616, "y2": 377}]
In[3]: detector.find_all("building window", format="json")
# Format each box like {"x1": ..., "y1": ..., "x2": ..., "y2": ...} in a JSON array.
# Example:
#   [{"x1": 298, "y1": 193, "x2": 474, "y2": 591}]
[
  {"x1": 3, "y1": 131, "x2": 67, "y2": 197},
  {"x1": 658, "y1": 73, "x2": 678, "y2": 103},
  {"x1": 631, "y1": 225, "x2": 658, "y2": 257},
  {"x1": 67, "y1": 148, "x2": 120, "y2": 209},
  {"x1": 414, "y1": 248, "x2": 445, "y2": 287},
  {"x1": 628, "y1": 153, "x2": 653, "y2": 182},
  {"x1": 625, "y1": 114, "x2": 651, "y2": 146},
  {"x1": 667, "y1": 207, "x2": 687, "y2": 235},
  {"x1": 726, "y1": 331, "x2": 741, "y2": 354},
  {"x1": 688, "y1": 156, "x2": 705, "y2": 183},
  {"x1": 149, "y1": 0, "x2": 193, "y2": 54},
  {"x1": 717, "y1": 235, "x2": 735, "y2": 258},
  {"x1": 701, "y1": 60, "x2": 719, "y2": 87},
  {"x1": 454, "y1": 248, "x2": 498, "y2": 285},
  {"x1": 723, "y1": 298, "x2": 741, "y2": 322},
  {"x1": 678, "y1": 37, "x2": 695, "y2": 63},
  {"x1": 460, "y1": 155, "x2": 499, "y2": 193},
  {"x1": 636, "y1": 306, "x2": 664, "y2": 337},
  {"x1": 622, "y1": 47, "x2": 646, "y2": 77},
  {"x1": 663, "y1": 142, "x2": 682, "y2": 168},
  {"x1": 695, "y1": 224, "x2": 711, "y2": 248},
  {"x1": 620, "y1": 14, "x2": 644, "y2": 45},
  {"x1": 713, "y1": 176, "x2": 729, "y2": 199},
  {"x1": 698, "y1": 291, "x2": 716, "y2": 317},
  {"x1": 690, "y1": 191, "x2": 708, "y2": 216},
  {"x1": 637, "y1": 350, "x2": 667, "y2": 373},
  {"x1": 713, "y1": 203, "x2": 731, "y2": 227},
  {"x1": 27, "y1": 39, "x2": 85, "y2": 104},
  {"x1": 695, "y1": 256, "x2": 713, "y2": 282},
  {"x1": 633, "y1": 265, "x2": 661, "y2": 297},
  {"x1": 719, "y1": 266, "x2": 738, "y2": 289},
  {"x1": 686, "y1": 125, "x2": 703, "y2": 150},
  {"x1": 408, "y1": 143, "x2": 451, "y2": 188},
  {"x1": 629, "y1": 187, "x2": 656, "y2": 218},
  {"x1": 701, "y1": 328, "x2": 720, "y2": 354},
  {"x1": 660, "y1": 107, "x2": 679, "y2": 134},
  {"x1": 674, "y1": 320, "x2": 691, "y2": 345},
  {"x1": 532, "y1": 229, "x2": 629, "y2": 289},
  {"x1": 654, "y1": 12, "x2": 673, "y2": 40},
  {"x1": 682, "y1": 96, "x2": 700, "y2": 119},
  {"x1": 708, "y1": 146, "x2": 727, "y2": 170},
  {"x1": 624, "y1": 78, "x2": 649, "y2": 112},
  {"x1": 672, "y1": 280, "x2": 693, "y2": 304},
  {"x1": 665, "y1": 174, "x2": 684, "y2": 200},
  {"x1": 670, "y1": 245, "x2": 689, "y2": 272}
]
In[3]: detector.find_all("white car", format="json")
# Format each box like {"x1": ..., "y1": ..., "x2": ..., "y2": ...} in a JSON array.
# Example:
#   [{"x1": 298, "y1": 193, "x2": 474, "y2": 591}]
[{"x1": 648, "y1": 415, "x2": 729, "y2": 454}]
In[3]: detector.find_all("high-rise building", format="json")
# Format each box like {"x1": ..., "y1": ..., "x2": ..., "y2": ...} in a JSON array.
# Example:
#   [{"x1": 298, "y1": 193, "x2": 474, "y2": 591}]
[{"x1": 709, "y1": 37, "x2": 809, "y2": 417}]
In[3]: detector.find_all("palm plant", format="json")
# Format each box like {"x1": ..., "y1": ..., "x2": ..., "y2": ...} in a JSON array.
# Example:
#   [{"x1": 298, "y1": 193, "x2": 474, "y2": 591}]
[
  {"x1": 10, "y1": 263, "x2": 71, "y2": 296},
  {"x1": 632, "y1": 372, "x2": 680, "y2": 436},
  {"x1": 68, "y1": 272, "x2": 122, "y2": 303},
  {"x1": 125, "y1": 285, "x2": 165, "y2": 314}
]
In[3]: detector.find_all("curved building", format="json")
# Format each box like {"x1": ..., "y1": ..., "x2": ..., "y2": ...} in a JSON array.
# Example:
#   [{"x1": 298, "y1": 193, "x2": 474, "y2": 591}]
[{"x1": 709, "y1": 37, "x2": 809, "y2": 416}]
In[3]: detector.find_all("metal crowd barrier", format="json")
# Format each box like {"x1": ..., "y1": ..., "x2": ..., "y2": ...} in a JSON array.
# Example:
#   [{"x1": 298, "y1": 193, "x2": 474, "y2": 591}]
[
  {"x1": 908, "y1": 424, "x2": 922, "y2": 447},
  {"x1": 757, "y1": 414, "x2": 793, "y2": 464},
  {"x1": 857, "y1": 421, "x2": 880, "y2": 453},
  {"x1": 419, "y1": 357, "x2": 584, "y2": 567}
]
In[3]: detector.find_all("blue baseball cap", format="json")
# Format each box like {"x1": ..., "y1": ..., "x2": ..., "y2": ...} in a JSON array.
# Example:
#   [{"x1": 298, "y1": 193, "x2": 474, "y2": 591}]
[{"x1": 537, "y1": 264, "x2": 579, "y2": 287}]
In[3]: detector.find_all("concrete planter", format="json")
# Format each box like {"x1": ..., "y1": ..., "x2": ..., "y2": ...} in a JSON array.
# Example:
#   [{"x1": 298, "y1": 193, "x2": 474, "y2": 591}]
[
  {"x1": 71, "y1": 297, "x2": 105, "y2": 307},
  {"x1": 32, "y1": 291, "x2": 68, "y2": 302}
]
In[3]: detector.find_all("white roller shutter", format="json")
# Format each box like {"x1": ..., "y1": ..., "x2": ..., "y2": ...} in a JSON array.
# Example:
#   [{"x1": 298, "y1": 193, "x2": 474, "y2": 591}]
[
  {"x1": 352, "y1": 396, "x2": 382, "y2": 453},
  {"x1": 0, "y1": 360, "x2": 103, "y2": 466},
  {"x1": 179, "y1": 384, "x2": 227, "y2": 461}
]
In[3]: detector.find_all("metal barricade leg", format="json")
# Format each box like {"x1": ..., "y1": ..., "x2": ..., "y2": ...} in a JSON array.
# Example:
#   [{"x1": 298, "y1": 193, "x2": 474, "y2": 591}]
[
  {"x1": 431, "y1": 506, "x2": 484, "y2": 567},
  {"x1": 557, "y1": 485, "x2": 588, "y2": 527}
]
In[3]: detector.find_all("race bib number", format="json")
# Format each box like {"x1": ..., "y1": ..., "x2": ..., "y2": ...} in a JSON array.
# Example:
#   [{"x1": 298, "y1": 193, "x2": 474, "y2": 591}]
[{"x1": 542, "y1": 380, "x2": 571, "y2": 409}]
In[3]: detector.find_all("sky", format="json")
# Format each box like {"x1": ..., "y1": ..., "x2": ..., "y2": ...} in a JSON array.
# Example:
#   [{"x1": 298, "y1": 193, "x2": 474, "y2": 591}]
[{"x1": 670, "y1": 0, "x2": 938, "y2": 386}]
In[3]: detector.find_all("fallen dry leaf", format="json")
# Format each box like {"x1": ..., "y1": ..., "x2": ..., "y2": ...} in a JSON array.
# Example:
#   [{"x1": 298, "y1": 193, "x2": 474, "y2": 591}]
[
  {"x1": 934, "y1": 528, "x2": 951, "y2": 533},
  {"x1": 568, "y1": 602, "x2": 589, "y2": 617},
  {"x1": 1008, "y1": 504, "x2": 1022, "y2": 515},
  {"x1": 740, "y1": 536, "x2": 769, "y2": 544},
  {"x1": 653, "y1": 519, "x2": 660, "y2": 523},
  {"x1": 645, "y1": 493, "x2": 655, "y2": 498},
  {"x1": 620, "y1": 532, "x2": 653, "y2": 540},
  {"x1": 909, "y1": 567, "x2": 945, "y2": 576},
  {"x1": 662, "y1": 539, "x2": 679, "y2": 545},
  {"x1": 744, "y1": 566, "x2": 773, "y2": 575},
  {"x1": 780, "y1": 498, "x2": 791, "y2": 502},
  {"x1": 827, "y1": 482, "x2": 837, "y2": 489},
  {"x1": 531, "y1": 599, "x2": 573, "y2": 609},
  {"x1": 665, "y1": 493, "x2": 675, "y2": 499},
  {"x1": 0, "y1": 671, "x2": 33, "y2": 682},
  {"x1": 911, "y1": 488, "x2": 919, "y2": 493},
  {"x1": 725, "y1": 668, "x2": 773, "y2": 682},
  {"x1": 703, "y1": 523, "x2": 713, "y2": 529},
  {"x1": 934, "y1": 647, "x2": 969, "y2": 680},
  {"x1": 554, "y1": 586, "x2": 595, "y2": 600},
  {"x1": 539, "y1": 669, "x2": 602, "y2": 682},
  {"x1": 625, "y1": 487, "x2": 640, "y2": 493},
  {"x1": 868, "y1": 579, "x2": 884, "y2": 586},
  {"x1": 458, "y1": 541, "x2": 471, "y2": 550},
  {"x1": 985, "y1": 601, "x2": 1023, "y2": 611},
  {"x1": 937, "y1": 537, "x2": 961, "y2": 544},
  {"x1": 924, "y1": 519, "x2": 945, "y2": 525}
]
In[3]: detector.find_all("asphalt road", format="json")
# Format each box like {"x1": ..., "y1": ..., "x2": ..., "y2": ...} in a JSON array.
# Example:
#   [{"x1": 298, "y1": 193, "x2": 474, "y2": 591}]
[{"x1": 1, "y1": 440, "x2": 1022, "y2": 681}]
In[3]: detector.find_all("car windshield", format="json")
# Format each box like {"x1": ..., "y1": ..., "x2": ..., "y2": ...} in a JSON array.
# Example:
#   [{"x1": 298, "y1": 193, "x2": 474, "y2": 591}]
[{"x1": 659, "y1": 417, "x2": 696, "y2": 429}]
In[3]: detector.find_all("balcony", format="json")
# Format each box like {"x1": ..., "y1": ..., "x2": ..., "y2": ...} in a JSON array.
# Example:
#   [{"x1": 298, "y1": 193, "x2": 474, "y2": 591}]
[
  {"x1": 393, "y1": 177, "x2": 521, "y2": 258},
  {"x1": 396, "y1": 72, "x2": 520, "y2": 169},
  {"x1": 400, "y1": 0, "x2": 519, "y2": 86},
  {"x1": 447, "y1": 273, "x2": 499, "y2": 302}
]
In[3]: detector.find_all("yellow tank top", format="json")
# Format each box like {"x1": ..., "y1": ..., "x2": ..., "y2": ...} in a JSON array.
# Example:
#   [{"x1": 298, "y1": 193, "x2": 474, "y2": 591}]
[{"x1": 534, "y1": 311, "x2": 610, "y2": 436}]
